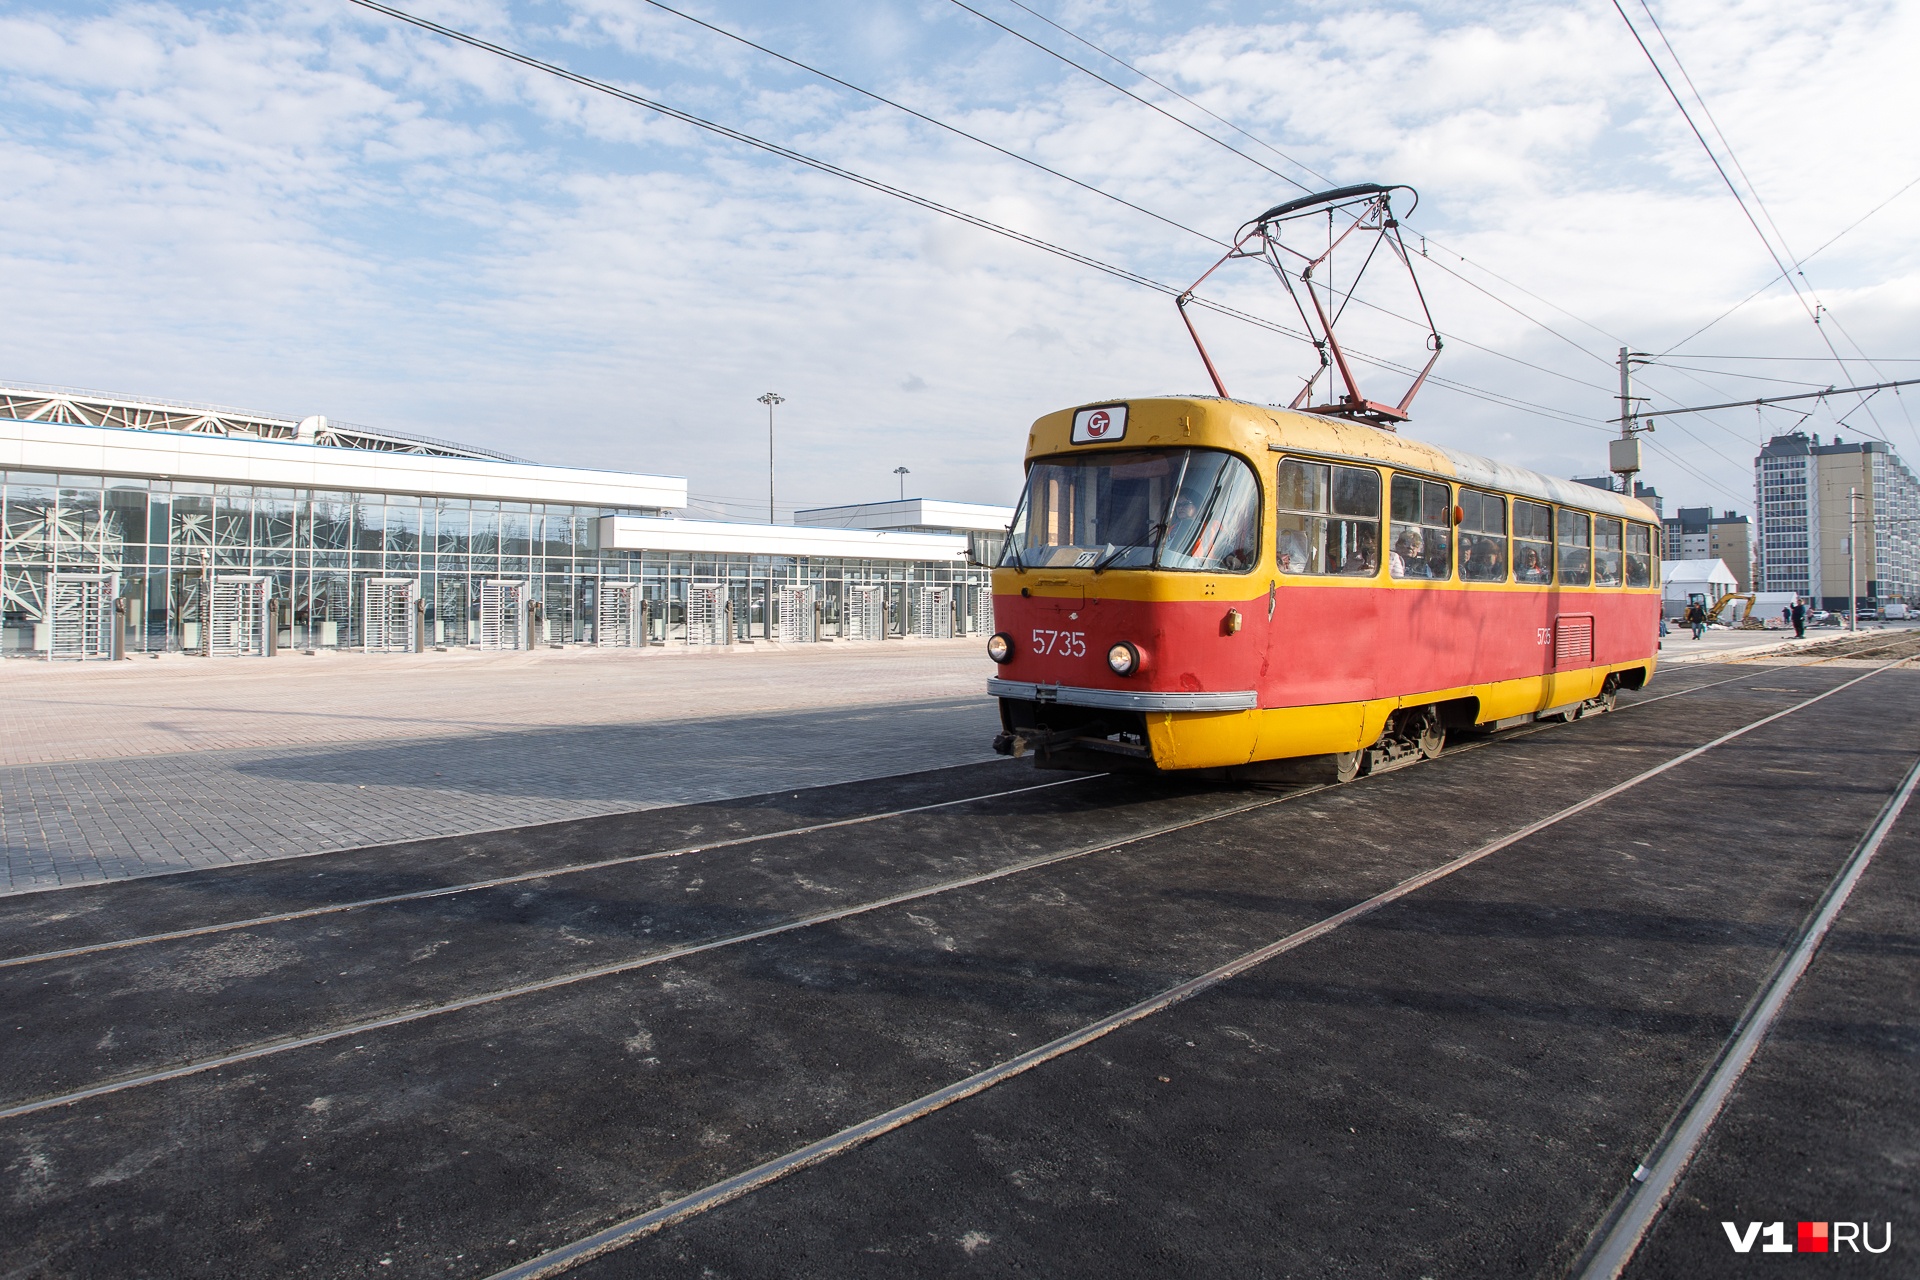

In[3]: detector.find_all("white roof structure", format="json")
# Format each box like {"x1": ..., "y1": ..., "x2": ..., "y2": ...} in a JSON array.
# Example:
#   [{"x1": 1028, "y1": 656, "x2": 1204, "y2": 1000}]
[
  {"x1": 1, "y1": 416, "x2": 688, "y2": 510},
  {"x1": 794, "y1": 498, "x2": 1013, "y2": 533},
  {"x1": 1661, "y1": 559, "x2": 1738, "y2": 592},
  {"x1": 0, "y1": 381, "x2": 525, "y2": 460},
  {"x1": 600, "y1": 515, "x2": 966, "y2": 562}
]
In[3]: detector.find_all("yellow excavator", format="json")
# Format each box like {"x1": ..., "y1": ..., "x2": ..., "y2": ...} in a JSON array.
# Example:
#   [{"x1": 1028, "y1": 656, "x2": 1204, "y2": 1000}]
[{"x1": 1684, "y1": 591, "x2": 1762, "y2": 628}]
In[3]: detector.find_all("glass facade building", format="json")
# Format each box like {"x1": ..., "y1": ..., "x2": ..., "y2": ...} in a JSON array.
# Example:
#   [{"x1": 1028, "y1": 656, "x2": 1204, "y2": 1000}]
[{"x1": 1, "y1": 408, "x2": 995, "y2": 656}]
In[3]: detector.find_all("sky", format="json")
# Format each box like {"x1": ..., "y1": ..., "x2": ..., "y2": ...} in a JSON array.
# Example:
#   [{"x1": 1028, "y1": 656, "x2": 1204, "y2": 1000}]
[{"x1": 2, "y1": 0, "x2": 1916, "y2": 521}]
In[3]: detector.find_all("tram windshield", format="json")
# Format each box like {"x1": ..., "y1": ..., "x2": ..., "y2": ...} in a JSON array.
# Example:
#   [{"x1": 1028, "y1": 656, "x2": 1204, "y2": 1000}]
[{"x1": 1002, "y1": 448, "x2": 1261, "y2": 573}]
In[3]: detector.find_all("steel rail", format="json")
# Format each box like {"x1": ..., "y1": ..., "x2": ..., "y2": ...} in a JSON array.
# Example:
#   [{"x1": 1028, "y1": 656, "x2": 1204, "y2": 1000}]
[
  {"x1": 471, "y1": 662, "x2": 1895, "y2": 1278},
  {"x1": 0, "y1": 774, "x2": 1099, "y2": 972},
  {"x1": 1573, "y1": 746, "x2": 1920, "y2": 1279},
  {"x1": 0, "y1": 667, "x2": 1754, "y2": 972},
  {"x1": 0, "y1": 788, "x2": 1320, "y2": 1123}
]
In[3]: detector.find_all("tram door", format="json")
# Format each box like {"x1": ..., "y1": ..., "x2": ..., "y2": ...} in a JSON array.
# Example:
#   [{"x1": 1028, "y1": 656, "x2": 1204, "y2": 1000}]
[
  {"x1": 208, "y1": 577, "x2": 273, "y2": 657},
  {"x1": 915, "y1": 587, "x2": 954, "y2": 639},
  {"x1": 597, "y1": 581, "x2": 642, "y2": 647},
  {"x1": 47, "y1": 573, "x2": 118, "y2": 660},
  {"x1": 478, "y1": 579, "x2": 529, "y2": 651},
  {"x1": 363, "y1": 579, "x2": 420, "y2": 653},
  {"x1": 777, "y1": 585, "x2": 817, "y2": 643},
  {"x1": 685, "y1": 583, "x2": 728, "y2": 646},
  {"x1": 845, "y1": 585, "x2": 885, "y2": 640}
]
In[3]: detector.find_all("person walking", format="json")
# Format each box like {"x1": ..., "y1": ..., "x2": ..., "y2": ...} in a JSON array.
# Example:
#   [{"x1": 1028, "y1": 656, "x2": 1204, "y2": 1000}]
[
  {"x1": 1685, "y1": 599, "x2": 1707, "y2": 640},
  {"x1": 1792, "y1": 599, "x2": 1807, "y2": 638}
]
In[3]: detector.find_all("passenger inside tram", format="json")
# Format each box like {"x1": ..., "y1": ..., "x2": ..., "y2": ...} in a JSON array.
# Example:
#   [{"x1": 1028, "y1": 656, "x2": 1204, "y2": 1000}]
[
  {"x1": 1336, "y1": 524, "x2": 1379, "y2": 576},
  {"x1": 1390, "y1": 527, "x2": 1426, "y2": 578},
  {"x1": 1517, "y1": 546, "x2": 1550, "y2": 583}
]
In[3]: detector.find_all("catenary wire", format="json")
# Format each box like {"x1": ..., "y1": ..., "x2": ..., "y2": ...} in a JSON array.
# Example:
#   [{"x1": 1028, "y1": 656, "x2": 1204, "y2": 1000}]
[
  {"x1": 628, "y1": 0, "x2": 1227, "y2": 248},
  {"x1": 943, "y1": 0, "x2": 1310, "y2": 193},
  {"x1": 988, "y1": 0, "x2": 1627, "y2": 370},
  {"x1": 344, "y1": 1, "x2": 1607, "y2": 430},
  {"x1": 616, "y1": 0, "x2": 1612, "y2": 401},
  {"x1": 997, "y1": 0, "x2": 1332, "y2": 189},
  {"x1": 964, "y1": 0, "x2": 1852, "y2": 466},
  {"x1": 968, "y1": 0, "x2": 1910, "y2": 471},
  {"x1": 1613, "y1": 1, "x2": 1898, "y2": 443},
  {"x1": 1661, "y1": 173, "x2": 1920, "y2": 355}
]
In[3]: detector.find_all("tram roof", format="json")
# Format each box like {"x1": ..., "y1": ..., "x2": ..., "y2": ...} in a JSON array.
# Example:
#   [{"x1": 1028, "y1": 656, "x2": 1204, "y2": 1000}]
[{"x1": 1037, "y1": 397, "x2": 1660, "y2": 525}]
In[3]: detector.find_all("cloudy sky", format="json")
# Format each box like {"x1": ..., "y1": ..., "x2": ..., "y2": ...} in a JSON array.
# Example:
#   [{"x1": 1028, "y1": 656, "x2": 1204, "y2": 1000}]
[{"x1": 3, "y1": 0, "x2": 1916, "y2": 519}]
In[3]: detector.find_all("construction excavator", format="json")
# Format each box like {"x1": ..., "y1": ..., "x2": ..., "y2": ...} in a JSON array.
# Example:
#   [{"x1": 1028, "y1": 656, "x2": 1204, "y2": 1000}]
[{"x1": 1684, "y1": 591, "x2": 1763, "y2": 629}]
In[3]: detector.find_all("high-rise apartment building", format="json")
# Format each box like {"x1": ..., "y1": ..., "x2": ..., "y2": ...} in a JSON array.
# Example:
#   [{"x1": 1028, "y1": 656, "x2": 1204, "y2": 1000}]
[
  {"x1": 1755, "y1": 432, "x2": 1920, "y2": 607},
  {"x1": 1707, "y1": 512, "x2": 1751, "y2": 591},
  {"x1": 1662, "y1": 506, "x2": 1752, "y2": 590}
]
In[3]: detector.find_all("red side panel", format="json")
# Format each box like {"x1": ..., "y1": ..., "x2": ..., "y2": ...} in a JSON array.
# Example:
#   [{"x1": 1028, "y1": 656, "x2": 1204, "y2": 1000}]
[{"x1": 990, "y1": 585, "x2": 1657, "y2": 707}]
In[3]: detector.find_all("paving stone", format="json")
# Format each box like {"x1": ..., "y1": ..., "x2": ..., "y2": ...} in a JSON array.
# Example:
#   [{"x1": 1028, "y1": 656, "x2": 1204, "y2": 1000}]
[{"x1": 0, "y1": 642, "x2": 1000, "y2": 893}]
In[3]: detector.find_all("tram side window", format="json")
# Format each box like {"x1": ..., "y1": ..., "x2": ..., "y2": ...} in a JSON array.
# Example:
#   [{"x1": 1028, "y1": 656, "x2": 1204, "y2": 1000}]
[
  {"x1": 1514, "y1": 500, "x2": 1553, "y2": 584},
  {"x1": 1274, "y1": 460, "x2": 1382, "y2": 576},
  {"x1": 1389, "y1": 475, "x2": 1453, "y2": 580},
  {"x1": 1626, "y1": 522, "x2": 1653, "y2": 588},
  {"x1": 1457, "y1": 489, "x2": 1507, "y2": 582},
  {"x1": 1557, "y1": 509, "x2": 1592, "y2": 585},
  {"x1": 1594, "y1": 517, "x2": 1624, "y2": 586},
  {"x1": 1274, "y1": 460, "x2": 1327, "y2": 574}
]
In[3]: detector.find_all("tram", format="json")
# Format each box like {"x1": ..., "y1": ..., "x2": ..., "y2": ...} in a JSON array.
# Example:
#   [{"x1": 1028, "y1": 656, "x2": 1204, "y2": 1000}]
[{"x1": 985, "y1": 396, "x2": 1663, "y2": 781}]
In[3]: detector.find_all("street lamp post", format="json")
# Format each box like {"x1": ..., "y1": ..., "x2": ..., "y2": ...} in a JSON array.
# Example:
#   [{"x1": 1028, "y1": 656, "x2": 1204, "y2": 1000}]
[
  {"x1": 894, "y1": 466, "x2": 910, "y2": 501},
  {"x1": 757, "y1": 392, "x2": 784, "y2": 524}
]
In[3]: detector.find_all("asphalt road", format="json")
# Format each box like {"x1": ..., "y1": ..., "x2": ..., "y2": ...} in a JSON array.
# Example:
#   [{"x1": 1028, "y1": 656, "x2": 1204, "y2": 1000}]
[{"x1": 1, "y1": 661, "x2": 1913, "y2": 1279}]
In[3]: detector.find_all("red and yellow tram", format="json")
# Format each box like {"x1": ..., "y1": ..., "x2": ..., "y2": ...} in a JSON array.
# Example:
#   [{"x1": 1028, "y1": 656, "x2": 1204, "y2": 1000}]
[{"x1": 986, "y1": 396, "x2": 1662, "y2": 782}]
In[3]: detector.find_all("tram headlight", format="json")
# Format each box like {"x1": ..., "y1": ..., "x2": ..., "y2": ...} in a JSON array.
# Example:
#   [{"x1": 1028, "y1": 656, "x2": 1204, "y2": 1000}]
[
  {"x1": 1106, "y1": 640, "x2": 1142, "y2": 676},
  {"x1": 986, "y1": 632, "x2": 1014, "y2": 664}
]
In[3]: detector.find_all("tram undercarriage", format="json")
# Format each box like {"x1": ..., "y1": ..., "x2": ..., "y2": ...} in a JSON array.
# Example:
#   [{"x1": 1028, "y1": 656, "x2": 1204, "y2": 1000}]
[{"x1": 992, "y1": 673, "x2": 1626, "y2": 786}]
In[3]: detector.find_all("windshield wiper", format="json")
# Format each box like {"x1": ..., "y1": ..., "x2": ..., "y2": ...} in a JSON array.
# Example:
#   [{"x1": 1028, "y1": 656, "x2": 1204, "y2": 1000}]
[{"x1": 1090, "y1": 542, "x2": 1132, "y2": 574}]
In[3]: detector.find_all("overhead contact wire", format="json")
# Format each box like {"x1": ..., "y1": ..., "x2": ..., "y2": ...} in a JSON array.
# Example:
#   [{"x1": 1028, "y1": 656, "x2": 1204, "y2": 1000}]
[{"x1": 345, "y1": 1, "x2": 1605, "y2": 428}]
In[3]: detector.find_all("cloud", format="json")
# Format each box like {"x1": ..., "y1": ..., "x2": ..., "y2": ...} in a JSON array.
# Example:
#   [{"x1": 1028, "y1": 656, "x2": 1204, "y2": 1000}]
[{"x1": 0, "y1": 0, "x2": 1913, "y2": 517}]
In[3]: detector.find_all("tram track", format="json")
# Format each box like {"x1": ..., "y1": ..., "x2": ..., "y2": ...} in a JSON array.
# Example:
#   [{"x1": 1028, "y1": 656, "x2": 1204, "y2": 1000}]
[
  {"x1": 0, "y1": 661, "x2": 1908, "y2": 1280},
  {"x1": 0, "y1": 667, "x2": 1801, "y2": 1116},
  {"x1": 0, "y1": 669, "x2": 1886, "y2": 1153},
  {"x1": 0, "y1": 664, "x2": 1759, "y2": 976},
  {"x1": 478, "y1": 661, "x2": 1906, "y2": 1280}
]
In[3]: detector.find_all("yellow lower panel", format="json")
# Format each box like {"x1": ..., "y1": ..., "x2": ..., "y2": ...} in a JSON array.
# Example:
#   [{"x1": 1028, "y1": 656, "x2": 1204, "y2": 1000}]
[{"x1": 1148, "y1": 661, "x2": 1650, "y2": 771}]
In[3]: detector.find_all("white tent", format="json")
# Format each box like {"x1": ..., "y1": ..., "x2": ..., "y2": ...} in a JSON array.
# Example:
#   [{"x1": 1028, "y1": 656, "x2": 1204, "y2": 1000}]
[{"x1": 1661, "y1": 559, "x2": 1739, "y2": 616}]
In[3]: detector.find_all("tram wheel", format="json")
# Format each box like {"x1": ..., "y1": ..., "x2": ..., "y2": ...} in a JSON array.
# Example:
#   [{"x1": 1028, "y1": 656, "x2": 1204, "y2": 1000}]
[
  {"x1": 1413, "y1": 707, "x2": 1446, "y2": 760},
  {"x1": 1332, "y1": 750, "x2": 1364, "y2": 783}
]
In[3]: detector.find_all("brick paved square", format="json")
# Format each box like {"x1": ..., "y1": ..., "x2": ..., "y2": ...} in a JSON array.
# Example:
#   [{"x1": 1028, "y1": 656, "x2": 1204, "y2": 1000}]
[{"x1": 0, "y1": 640, "x2": 998, "y2": 892}]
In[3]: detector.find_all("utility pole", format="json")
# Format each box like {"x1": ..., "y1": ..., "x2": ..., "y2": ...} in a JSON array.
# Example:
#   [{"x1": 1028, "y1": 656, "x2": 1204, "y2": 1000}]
[
  {"x1": 1612, "y1": 347, "x2": 1656, "y2": 497},
  {"x1": 757, "y1": 392, "x2": 784, "y2": 524},
  {"x1": 1849, "y1": 486, "x2": 1860, "y2": 632},
  {"x1": 894, "y1": 466, "x2": 910, "y2": 501}
]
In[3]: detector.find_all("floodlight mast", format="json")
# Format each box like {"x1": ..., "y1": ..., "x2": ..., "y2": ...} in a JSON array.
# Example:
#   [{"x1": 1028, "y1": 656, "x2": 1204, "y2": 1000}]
[{"x1": 1174, "y1": 183, "x2": 1443, "y2": 430}]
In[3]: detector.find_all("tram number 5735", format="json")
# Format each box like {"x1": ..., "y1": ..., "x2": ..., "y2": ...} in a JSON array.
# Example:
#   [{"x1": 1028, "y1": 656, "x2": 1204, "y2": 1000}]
[
  {"x1": 1032, "y1": 629, "x2": 1087, "y2": 657},
  {"x1": 1536, "y1": 627, "x2": 1554, "y2": 646}
]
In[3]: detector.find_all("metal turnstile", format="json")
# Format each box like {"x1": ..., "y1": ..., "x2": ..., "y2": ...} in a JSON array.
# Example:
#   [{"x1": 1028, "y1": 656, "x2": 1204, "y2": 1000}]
[
  {"x1": 208, "y1": 576, "x2": 273, "y2": 657},
  {"x1": 845, "y1": 585, "x2": 886, "y2": 640},
  {"x1": 597, "y1": 581, "x2": 643, "y2": 647},
  {"x1": 915, "y1": 587, "x2": 954, "y2": 639},
  {"x1": 363, "y1": 578, "x2": 420, "y2": 653},
  {"x1": 478, "y1": 579, "x2": 529, "y2": 651},
  {"x1": 47, "y1": 573, "x2": 119, "y2": 660},
  {"x1": 777, "y1": 585, "x2": 817, "y2": 643},
  {"x1": 686, "y1": 583, "x2": 728, "y2": 646},
  {"x1": 976, "y1": 588, "x2": 993, "y2": 636}
]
